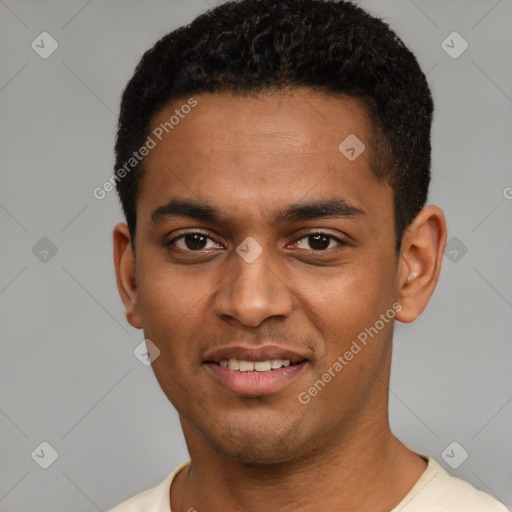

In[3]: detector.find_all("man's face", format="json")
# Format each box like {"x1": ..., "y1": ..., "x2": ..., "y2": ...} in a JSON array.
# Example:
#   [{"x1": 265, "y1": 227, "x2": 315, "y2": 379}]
[{"x1": 131, "y1": 90, "x2": 400, "y2": 463}]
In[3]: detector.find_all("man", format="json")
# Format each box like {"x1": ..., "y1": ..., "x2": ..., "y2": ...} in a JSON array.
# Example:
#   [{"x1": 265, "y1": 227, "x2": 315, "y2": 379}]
[{"x1": 109, "y1": 0, "x2": 508, "y2": 510}]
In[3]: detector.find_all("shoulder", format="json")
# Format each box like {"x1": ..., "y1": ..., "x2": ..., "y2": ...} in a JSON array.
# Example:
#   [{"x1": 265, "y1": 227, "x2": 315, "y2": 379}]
[
  {"x1": 395, "y1": 457, "x2": 509, "y2": 512},
  {"x1": 108, "y1": 461, "x2": 190, "y2": 512}
]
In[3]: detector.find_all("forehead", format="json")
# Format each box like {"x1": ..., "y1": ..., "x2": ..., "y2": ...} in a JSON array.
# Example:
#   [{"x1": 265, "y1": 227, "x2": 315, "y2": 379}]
[
  {"x1": 147, "y1": 89, "x2": 371, "y2": 166},
  {"x1": 138, "y1": 90, "x2": 392, "y2": 227}
]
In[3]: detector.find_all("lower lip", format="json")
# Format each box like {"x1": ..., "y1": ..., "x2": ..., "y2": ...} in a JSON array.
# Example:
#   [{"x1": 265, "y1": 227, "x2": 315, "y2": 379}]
[{"x1": 204, "y1": 362, "x2": 307, "y2": 396}]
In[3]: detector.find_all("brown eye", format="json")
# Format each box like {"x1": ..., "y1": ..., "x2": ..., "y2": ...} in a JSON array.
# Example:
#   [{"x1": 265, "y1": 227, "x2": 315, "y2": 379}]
[
  {"x1": 183, "y1": 233, "x2": 208, "y2": 250},
  {"x1": 308, "y1": 234, "x2": 330, "y2": 250},
  {"x1": 168, "y1": 232, "x2": 220, "y2": 251},
  {"x1": 295, "y1": 232, "x2": 345, "y2": 251}
]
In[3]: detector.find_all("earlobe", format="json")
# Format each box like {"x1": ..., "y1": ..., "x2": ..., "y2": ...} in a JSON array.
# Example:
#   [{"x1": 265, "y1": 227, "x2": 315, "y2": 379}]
[
  {"x1": 395, "y1": 205, "x2": 447, "y2": 323},
  {"x1": 113, "y1": 223, "x2": 142, "y2": 329}
]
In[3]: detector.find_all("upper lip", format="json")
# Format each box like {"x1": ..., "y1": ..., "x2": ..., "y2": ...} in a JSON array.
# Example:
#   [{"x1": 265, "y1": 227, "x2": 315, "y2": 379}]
[{"x1": 203, "y1": 345, "x2": 309, "y2": 364}]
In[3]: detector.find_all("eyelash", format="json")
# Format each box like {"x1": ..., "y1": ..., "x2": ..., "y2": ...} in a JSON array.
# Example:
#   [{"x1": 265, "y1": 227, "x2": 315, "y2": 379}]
[{"x1": 166, "y1": 230, "x2": 347, "y2": 253}]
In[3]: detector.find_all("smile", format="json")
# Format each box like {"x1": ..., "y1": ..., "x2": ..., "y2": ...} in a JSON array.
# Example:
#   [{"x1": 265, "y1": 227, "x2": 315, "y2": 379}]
[
  {"x1": 204, "y1": 358, "x2": 308, "y2": 396},
  {"x1": 218, "y1": 358, "x2": 294, "y2": 372}
]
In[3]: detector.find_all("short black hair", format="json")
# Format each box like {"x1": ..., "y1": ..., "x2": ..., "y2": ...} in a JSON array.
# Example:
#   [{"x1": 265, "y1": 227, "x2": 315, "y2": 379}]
[{"x1": 115, "y1": 0, "x2": 433, "y2": 250}]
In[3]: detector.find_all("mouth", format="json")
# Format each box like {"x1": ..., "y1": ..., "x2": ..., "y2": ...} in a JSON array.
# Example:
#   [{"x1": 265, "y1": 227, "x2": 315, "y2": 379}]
[
  {"x1": 213, "y1": 358, "x2": 304, "y2": 372},
  {"x1": 203, "y1": 346, "x2": 310, "y2": 396}
]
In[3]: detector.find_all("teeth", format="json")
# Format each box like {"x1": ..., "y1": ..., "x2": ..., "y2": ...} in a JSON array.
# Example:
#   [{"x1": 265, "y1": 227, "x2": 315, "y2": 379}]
[
  {"x1": 254, "y1": 361, "x2": 272, "y2": 372},
  {"x1": 228, "y1": 358, "x2": 239, "y2": 370},
  {"x1": 239, "y1": 360, "x2": 254, "y2": 372},
  {"x1": 219, "y1": 359, "x2": 296, "y2": 372}
]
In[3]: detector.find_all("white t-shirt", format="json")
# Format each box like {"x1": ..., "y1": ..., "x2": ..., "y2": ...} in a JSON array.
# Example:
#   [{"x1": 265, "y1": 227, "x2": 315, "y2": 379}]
[{"x1": 109, "y1": 457, "x2": 509, "y2": 512}]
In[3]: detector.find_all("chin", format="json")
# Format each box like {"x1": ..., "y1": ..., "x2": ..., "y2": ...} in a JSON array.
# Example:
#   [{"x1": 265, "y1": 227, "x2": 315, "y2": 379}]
[
  {"x1": 214, "y1": 439, "x2": 300, "y2": 466},
  {"x1": 202, "y1": 413, "x2": 314, "y2": 466}
]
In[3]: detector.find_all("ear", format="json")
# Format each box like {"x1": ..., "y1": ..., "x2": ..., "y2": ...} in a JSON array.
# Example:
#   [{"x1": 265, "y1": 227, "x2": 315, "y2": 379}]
[
  {"x1": 113, "y1": 223, "x2": 142, "y2": 329},
  {"x1": 395, "y1": 205, "x2": 447, "y2": 323}
]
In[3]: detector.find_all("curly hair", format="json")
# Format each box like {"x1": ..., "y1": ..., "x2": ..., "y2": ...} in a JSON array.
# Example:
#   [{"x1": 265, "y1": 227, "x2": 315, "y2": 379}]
[{"x1": 115, "y1": 0, "x2": 433, "y2": 250}]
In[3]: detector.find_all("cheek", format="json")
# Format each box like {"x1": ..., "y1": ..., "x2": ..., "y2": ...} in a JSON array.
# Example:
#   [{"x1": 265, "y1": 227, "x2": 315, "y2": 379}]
[
  {"x1": 134, "y1": 262, "x2": 213, "y2": 379},
  {"x1": 137, "y1": 273, "x2": 208, "y2": 406},
  {"x1": 295, "y1": 253, "x2": 397, "y2": 349},
  {"x1": 136, "y1": 253, "x2": 211, "y2": 322}
]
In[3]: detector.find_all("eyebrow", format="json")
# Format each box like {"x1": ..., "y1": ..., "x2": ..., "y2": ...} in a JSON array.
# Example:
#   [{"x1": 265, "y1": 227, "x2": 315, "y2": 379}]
[{"x1": 151, "y1": 197, "x2": 366, "y2": 224}]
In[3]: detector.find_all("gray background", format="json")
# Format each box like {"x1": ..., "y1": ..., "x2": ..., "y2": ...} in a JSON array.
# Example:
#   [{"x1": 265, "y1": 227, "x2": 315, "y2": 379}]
[{"x1": 1, "y1": 0, "x2": 511, "y2": 510}]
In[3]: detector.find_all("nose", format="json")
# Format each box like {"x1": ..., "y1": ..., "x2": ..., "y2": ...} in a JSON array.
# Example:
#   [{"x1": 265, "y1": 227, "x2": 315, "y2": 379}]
[{"x1": 213, "y1": 244, "x2": 293, "y2": 328}]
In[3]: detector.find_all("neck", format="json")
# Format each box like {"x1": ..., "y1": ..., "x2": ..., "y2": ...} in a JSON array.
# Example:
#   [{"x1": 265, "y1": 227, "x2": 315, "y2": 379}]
[{"x1": 172, "y1": 415, "x2": 427, "y2": 512}]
